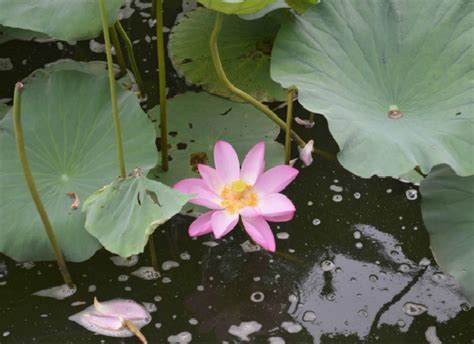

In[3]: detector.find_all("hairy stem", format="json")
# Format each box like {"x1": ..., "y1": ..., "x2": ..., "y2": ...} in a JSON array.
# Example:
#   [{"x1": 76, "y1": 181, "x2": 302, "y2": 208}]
[
  {"x1": 13, "y1": 82, "x2": 74, "y2": 289},
  {"x1": 109, "y1": 26, "x2": 127, "y2": 78},
  {"x1": 114, "y1": 21, "x2": 146, "y2": 98},
  {"x1": 155, "y1": 0, "x2": 169, "y2": 171},
  {"x1": 99, "y1": 0, "x2": 126, "y2": 178},
  {"x1": 148, "y1": 234, "x2": 159, "y2": 272},
  {"x1": 285, "y1": 88, "x2": 294, "y2": 164}
]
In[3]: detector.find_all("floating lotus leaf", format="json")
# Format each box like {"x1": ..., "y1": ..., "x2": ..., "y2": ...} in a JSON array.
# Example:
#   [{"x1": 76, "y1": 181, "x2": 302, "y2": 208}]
[
  {"x1": 0, "y1": 104, "x2": 8, "y2": 120},
  {"x1": 198, "y1": 0, "x2": 276, "y2": 14},
  {"x1": 0, "y1": 0, "x2": 123, "y2": 41},
  {"x1": 149, "y1": 92, "x2": 284, "y2": 188},
  {"x1": 420, "y1": 165, "x2": 474, "y2": 303},
  {"x1": 0, "y1": 62, "x2": 156, "y2": 262},
  {"x1": 0, "y1": 25, "x2": 51, "y2": 44},
  {"x1": 271, "y1": 0, "x2": 474, "y2": 179},
  {"x1": 83, "y1": 170, "x2": 191, "y2": 257},
  {"x1": 169, "y1": 7, "x2": 286, "y2": 103}
]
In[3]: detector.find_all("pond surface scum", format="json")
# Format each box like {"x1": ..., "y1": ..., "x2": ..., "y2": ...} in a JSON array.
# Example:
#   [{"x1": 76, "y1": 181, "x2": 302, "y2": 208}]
[{"x1": 0, "y1": 1, "x2": 473, "y2": 343}]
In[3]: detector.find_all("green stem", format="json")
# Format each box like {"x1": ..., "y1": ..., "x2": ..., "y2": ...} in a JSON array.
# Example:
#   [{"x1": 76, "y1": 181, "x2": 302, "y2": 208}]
[
  {"x1": 99, "y1": 0, "x2": 126, "y2": 178},
  {"x1": 13, "y1": 82, "x2": 74, "y2": 289},
  {"x1": 114, "y1": 21, "x2": 146, "y2": 98},
  {"x1": 148, "y1": 234, "x2": 159, "y2": 272},
  {"x1": 155, "y1": 0, "x2": 169, "y2": 171},
  {"x1": 110, "y1": 25, "x2": 127, "y2": 78},
  {"x1": 284, "y1": 88, "x2": 294, "y2": 164},
  {"x1": 414, "y1": 166, "x2": 427, "y2": 178}
]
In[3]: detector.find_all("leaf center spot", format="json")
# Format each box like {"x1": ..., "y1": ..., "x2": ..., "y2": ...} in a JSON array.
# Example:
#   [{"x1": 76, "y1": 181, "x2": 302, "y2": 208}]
[{"x1": 388, "y1": 105, "x2": 402, "y2": 119}]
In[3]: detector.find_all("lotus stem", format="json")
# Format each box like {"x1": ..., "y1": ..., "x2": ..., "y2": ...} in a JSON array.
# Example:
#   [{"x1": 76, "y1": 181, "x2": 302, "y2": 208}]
[
  {"x1": 109, "y1": 25, "x2": 127, "y2": 78},
  {"x1": 114, "y1": 21, "x2": 146, "y2": 98},
  {"x1": 99, "y1": 0, "x2": 127, "y2": 178},
  {"x1": 414, "y1": 166, "x2": 427, "y2": 178},
  {"x1": 155, "y1": 0, "x2": 169, "y2": 171},
  {"x1": 13, "y1": 82, "x2": 74, "y2": 289},
  {"x1": 284, "y1": 88, "x2": 295, "y2": 164},
  {"x1": 148, "y1": 234, "x2": 159, "y2": 272}
]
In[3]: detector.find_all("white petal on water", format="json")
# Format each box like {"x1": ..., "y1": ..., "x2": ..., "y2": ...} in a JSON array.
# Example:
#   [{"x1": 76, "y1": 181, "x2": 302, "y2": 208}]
[
  {"x1": 228, "y1": 321, "x2": 262, "y2": 341},
  {"x1": 167, "y1": 331, "x2": 192, "y2": 343},
  {"x1": 33, "y1": 284, "x2": 76, "y2": 300},
  {"x1": 241, "y1": 240, "x2": 261, "y2": 252}
]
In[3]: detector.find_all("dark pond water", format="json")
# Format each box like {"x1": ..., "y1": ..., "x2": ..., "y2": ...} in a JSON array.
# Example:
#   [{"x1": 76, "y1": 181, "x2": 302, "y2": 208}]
[{"x1": 0, "y1": 1, "x2": 473, "y2": 343}]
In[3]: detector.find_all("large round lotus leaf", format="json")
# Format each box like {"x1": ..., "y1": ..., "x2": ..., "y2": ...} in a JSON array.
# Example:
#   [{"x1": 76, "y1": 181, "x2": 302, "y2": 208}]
[
  {"x1": 271, "y1": 0, "x2": 474, "y2": 179},
  {"x1": 149, "y1": 92, "x2": 284, "y2": 187},
  {"x1": 0, "y1": 25, "x2": 51, "y2": 45},
  {"x1": 420, "y1": 165, "x2": 474, "y2": 303},
  {"x1": 198, "y1": 0, "x2": 276, "y2": 14},
  {"x1": 169, "y1": 7, "x2": 286, "y2": 103},
  {"x1": 0, "y1": 63, "x2": 156, "y2": 262},
  {"x1": 83, "y1": 172, "x2": 191, "y2": 257},
  {"x1": 0, "y1": 0, "x2": 123, "y2": 41}
]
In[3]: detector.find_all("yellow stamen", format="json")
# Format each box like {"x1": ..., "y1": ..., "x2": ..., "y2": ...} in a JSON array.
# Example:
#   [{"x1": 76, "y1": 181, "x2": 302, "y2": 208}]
[{"x1": 220, "y1": 180, "x2": 257, "y2": 214}]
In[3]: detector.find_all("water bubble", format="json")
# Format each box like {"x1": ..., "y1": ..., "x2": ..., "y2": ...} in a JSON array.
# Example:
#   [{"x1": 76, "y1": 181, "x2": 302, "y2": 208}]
[
  {"x1": 161, "y1": 277, "x2": 172, "y2": 284},
  {"x1": 399, "y1": 264, "x2": 411, "y2": 273},
  {"x1": 250, "y1": 292, "x2": 265, "y2": 303},
  {"x1": 118, "y1": 275, "x2": 129, "y2": 282},
  {"x1": 142, "y1": 302, "x2": 157, "y2": 313},
  {"x1": 431, "y1": 272, "x2": 446, "y2": 282},
  {"x1": 302, "y1": 311, "x2": 317, "y2": 322},
  {"x1": 335, "y1": 267, "x2": 343, "y2": 273},
  {"x1": 405, "y1": 189, "x2": 418, "y2": 200},
  {"x1": 330, "y1": 185, "x2": 343, "y2": 192},
  {"x1": 155, "y1": 323, "x2": 162, "y2": 329},
  {"x1": 358, "y1": 309, "x2": 368, "y2": 317},
  {"x1": 189, "y1": 318, "x2": 198, "y2": 325},
  {"x1": 354, "y1": 192, "x2": 361, "y2": 199},
  {"x1": 312, "y1": 218, "x2": 321, "y2": 226},
  {"x1": 355, "y1": 242, "x2": 363, "y2": 249},
  {"x1": 203, "y1": 241, "x2": 219, "y2": 247},
  {"x1": 196, "y1": 285, "x2": 204, "y2": 291},
  {"x1": 307, "y1": 201, "x2": 313, "y2": 206},
  {"x1": 124, "y1": 286, "x2": 132, "y2": 291},
  {"x1": 276, "y1": 232, "x2": 290, "y2": 240},
  {"x1": 269, "y1": 337, "x2": 285, "y2": 344},
  {"x1": 179, "y1": 252, "x2": 191, "y2": 260},
  {"x1": 332, "y1": 194, "x2": 343, "y2": 202},
  {"x1": 154, "y1": 295, "x2": 162, "y2": 302},
  {"x1": 403, "y1": 302, "x2": 427, "y2": 316},
  {"x1": 110, "y1": 255, "x2": 138, "y2": 267},
  {"x1": 161, "y1": 260, "x2": 179, "y2": 271},
  {"x1": 419, "y1": 258, "x2": 430, "y2": 266},
  {"x1": 326, "y1": 293, "x2": 336, "y2": 301},
  {"x1": 253, "y1": 276, "x2": 261, "y2": 282},
  {"x1": 353, "y1": 231, "x2": 361, "y2": 239},
  {"x1": 369, "y1": 274, "x2": 378, "y2": 282},
  {"x1": 386, "y1": 188, "x2": 392, "y2": 193},
  {"x1": 281, "y1": 321, "x2": 302, "y2": 333},
  {"x1": 460, "y1": 303, "x2": 471, "y2": 311},
  {"x1": 321, "y1": 260, "x2": 335, "y2": 272},
  {"x1": 229, "y1": 321, "x2": 262, "y2": 341},
  {"x1": 397, "y1": 319, "x2": 406, "y2": 327},
  {"x1": 241, "y1": 240, "x2": 261, "y2": 252},
  {"x1": 88, "y1": 285, "x2": 96, "y2": 292}
]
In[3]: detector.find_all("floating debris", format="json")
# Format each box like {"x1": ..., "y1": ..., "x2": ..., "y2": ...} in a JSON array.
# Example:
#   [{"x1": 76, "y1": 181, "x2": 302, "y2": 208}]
[
  {"x1": 332, "y1": 194, "x2": 343, "y2": 202},
  {"x1": 321, "y1": 260, "x2": 335, "y2": 272},
  {"x1": 203, "y1": 241, "x2": 219, "y2": 247},
  {"x1": 281, "y1": 321, "x2": 302, "y2": 333},
  {"x1": 110, "y1": 255, "x2": 139, "y2": 267},
  {"x1": 354, "y1": 192, "x2": 361, "y2": 199},
  {"x1": 250, "y1": 291, "x2": 265, "y2": 303},
  {"x1": 355, "y1": 242, "x2": 363, "y2": 249},
  {"x1": 33, "y1": 284, "x2": 76, "y2": 300},
  {"x1": 228, "y1": 321, "x2": 262, "y2": 341},
  {"x1": 276, "y1": 232, "x2": 290, "y2": 240},
  {"x1": 303, "y1": 311, "x2": 317, "y2": 322},
  {"x1": 405, "y1": 189, "x2": 418, "y2": 201},
  {"x1": 241, "y1": 240, "x2": 261, "y2": 253},
  {"x1": 403, "y1": 302, "x2": 428, "y2": 316},
  {"x1": 330, "y1": 185, "x2": 343, "y2": 192},
  {"x1": 132, "y1": 267, "x2": 161, "y2": 280},
  {"x1": 118, "y1": 275, "x2": 129, "y2": 282},
  {"x1": 161, "y1": 261, "x2": 180, "y2": 271},
  {"x1": 167, "y1": 331, "x2": 192, "y2": 343},
  {"x1": 179, "y1": 252, "x2": 191, "y2": 260},
  {"x1": 357, "y1": 309, "x2": 368, "y2": 318},
  {"x1": 353, "y1": 231, "x2": 361, "y2": 239},
  {"x1": 189, "y1": 318, "x2": 198, "y2": 325},
  {"x1": 425, "y1": 326, "x2": 442, "y2": 344},
  {"x1": 312, "y1": 218, "x2": 321, "y2": 226}
]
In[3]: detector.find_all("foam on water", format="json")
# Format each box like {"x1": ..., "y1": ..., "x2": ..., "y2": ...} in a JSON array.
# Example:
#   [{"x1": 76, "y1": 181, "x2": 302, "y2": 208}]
[
  {"x1": 228, "y1": 321, "x2": 262, "y2": 341},
  {"x1": 281, "y1": 321, "x2": 302, "y2": 333},
  {"x1": 167, "y1": 331, "x2": 192, "y2": 343},
  {"x1": 425, "y1": 326, "x2": 442, "y2": 344}
]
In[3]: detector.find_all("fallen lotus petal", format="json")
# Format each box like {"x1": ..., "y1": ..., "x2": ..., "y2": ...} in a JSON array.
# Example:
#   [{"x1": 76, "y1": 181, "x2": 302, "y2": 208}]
[
  {"x1": 294, "y1": 117, "x2": 315, "y2": 128},
  {"x1": 69, "y1": 298, "x2": 151, "y2": 342},
  {"x1": 298, "y1": 139, "x2": 314, "y2": 167},
  {"x1": 33, "y1": 284, "x2": 76, "y2": 300},
  {"x1": 174, "y1": 141, "x2": 299, "y2": 252}
]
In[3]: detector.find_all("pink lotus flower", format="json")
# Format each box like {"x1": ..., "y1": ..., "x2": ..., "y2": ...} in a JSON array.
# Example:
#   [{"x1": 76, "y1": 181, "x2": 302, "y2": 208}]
[{"x1": 174, "y1": 141, "x2": 299, "y2": 252}]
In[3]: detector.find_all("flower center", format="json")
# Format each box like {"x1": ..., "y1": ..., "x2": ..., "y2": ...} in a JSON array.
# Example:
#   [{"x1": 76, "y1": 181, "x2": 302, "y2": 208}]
[{"x1": 220, "y1": 180, "x2": 257, "y2": 214}]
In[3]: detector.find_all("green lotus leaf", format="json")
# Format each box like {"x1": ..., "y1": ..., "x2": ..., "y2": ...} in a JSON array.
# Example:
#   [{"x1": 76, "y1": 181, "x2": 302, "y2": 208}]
[
  {"x1": 0, "y1": 25, "x2": 51, "y2": 45},
  {"x1": 149, "y1": 92, "x2": 284, "y2": 188},
  {"x1": 285, "y1": 0, "x2": 319, "y2": 14},
  {"x1": 0, "y1": 103, "x2": 8, "y2": 120},
  {"x1": 198, "y1": 0, "x2": 276, "y2": 14},
  {"x1": 271, "y1": 0, "x2": 474, "y2": 178},
  {"x1": 0, "y1": 62, "x2": 156, "y2": 262},
  {"x1": 0, "y1": 0, "x2": 123, "y2": 41},
  {"x1": 83, "y1": 170, "x2": 191, "y2": 257},
  {"x1": 239, "y1": 0, "x2": 289, "y2": 20},
  {"x1": 420, "y1": 165, "x2": 474, "y2": 303},
  {"x1": 169, "y1": 7, "x2": 286, "y2": 103}
]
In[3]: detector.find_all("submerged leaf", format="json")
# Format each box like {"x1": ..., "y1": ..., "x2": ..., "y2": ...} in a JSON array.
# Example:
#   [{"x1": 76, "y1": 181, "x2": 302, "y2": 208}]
[
  {"x1": 198, "y1": 0, "x2": 276, "y2": 14},
  {"x1": 169, "y1": 7, "x2": 286, "y2": 103},
  {"x1": 0, "y1": 0, "x2": 123, "y2": 41},
  {"x1": 0, "y1": 61, "x2": 156, "y2": 262},
  {"x1": 83, "y1": 170, "x2": 191, "y2": 257},
  {"x1": 271, "y1": 0, "x2": 474, "y2": 178},
  {"x1": 420, "y1": 165, "x2": 474, "y2": 303}
]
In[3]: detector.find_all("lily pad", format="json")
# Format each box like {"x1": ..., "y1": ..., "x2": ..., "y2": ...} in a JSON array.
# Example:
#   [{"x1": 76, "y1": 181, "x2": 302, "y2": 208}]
[
  {"x1": 0, "y1": 25, "x2": 51, "y2": 45},
  {"x1": 169, "y1": 7, "x2": 286, "y2": 103},
  {"x1": 198, "y1": 0, "x2": 276, "y2": 14},
  {"x1": 149, "y1": 92, "x2": 284, "y2": 187},
  {"x1": 420, "y1": 165, "x2": 474, "y2": 303},
  {"x1": 271, "y1": 0, "x2": 474, "y2": 178},
  {"x1": 83, "y1": 170, "x2": 191, "y2": 257},
  {"x1": 0, "y1": 62, "x2": 156, "y2": 262},
  {"x1": 0, "y1": 0, "x2": 123, "y2": 41},
  {"x1": 0, "y1": 103, "x2": 8, "y2": 120}
]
